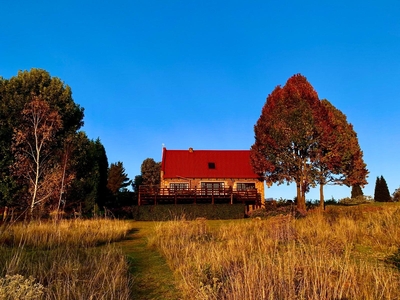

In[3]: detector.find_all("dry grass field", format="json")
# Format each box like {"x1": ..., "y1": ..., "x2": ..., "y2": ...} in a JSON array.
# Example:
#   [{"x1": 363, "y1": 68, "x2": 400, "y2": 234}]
[
  {"x1": 150, "y1": 203, "x2": 400, "y2": 300},
  {"x1": 0, "y1": 219, "x2": 133, "y2": 299},
  {"x1": 1, "y1": 204, "x2": 400, "y2": 300}
]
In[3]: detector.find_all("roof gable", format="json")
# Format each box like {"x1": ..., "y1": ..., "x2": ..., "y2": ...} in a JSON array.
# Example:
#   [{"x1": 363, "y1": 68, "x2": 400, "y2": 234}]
[{"x1": 161, "y1": 148, "x2": 260, "y2": 179}]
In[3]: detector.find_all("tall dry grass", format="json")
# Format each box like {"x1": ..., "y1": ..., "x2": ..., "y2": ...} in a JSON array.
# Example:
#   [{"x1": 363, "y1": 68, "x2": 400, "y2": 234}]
[
  {"x1": 0, "y1": 219, "x2": 132, "y2": 299},
  {"x1": 150, "y1": 205, "x2": 400, "y2": 300}
]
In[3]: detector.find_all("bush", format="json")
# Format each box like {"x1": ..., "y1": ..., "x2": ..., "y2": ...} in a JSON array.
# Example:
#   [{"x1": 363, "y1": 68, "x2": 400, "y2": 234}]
[
  {"x1": 393, "y1": 187, "x2": 400, "y2": 202},
  {"x1": 132, "y1": 204, "x2": 245, "y2": 220},
  {"x1": 338, "y1": 195, "x2": 373, "y2": 206},
  {"x1": 0, "y1": 275, "x2": 44, "y2": 300}
]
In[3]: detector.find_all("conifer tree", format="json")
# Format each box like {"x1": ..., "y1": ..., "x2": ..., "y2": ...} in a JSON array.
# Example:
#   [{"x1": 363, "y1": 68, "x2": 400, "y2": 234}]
[
  {"x1": 374, "y1": 175, "x2": 391, "y2": 202},
  {"x1": 107, "y1": 162, "x2": 131, "y2": 195}
]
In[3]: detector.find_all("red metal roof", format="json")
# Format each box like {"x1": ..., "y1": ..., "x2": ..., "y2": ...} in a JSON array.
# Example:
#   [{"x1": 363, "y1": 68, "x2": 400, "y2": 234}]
[{"x1": 161, "y1": 148, "x2": 260, "y2": 179}]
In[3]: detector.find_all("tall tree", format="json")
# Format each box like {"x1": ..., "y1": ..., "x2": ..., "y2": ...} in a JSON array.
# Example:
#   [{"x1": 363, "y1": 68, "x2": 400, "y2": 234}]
[
  {"x1": 251, "y1": 74, "x2": 368, "y2": 210},
  {"x1": 0, "y1": 69, "x2": 84, "y2": 208},
  {"x1": 141, "y1": 158, "x2": 161, "y2": 186},
  {"x1": 66, "y1": 136, "x2": 109, "y2": 214},
  {"x1": 314, "y1": 99, "x2": 368, "y2": 207},
  {"x1": 251, "y1": 74, "x2": 323, "y2": 210},
  {"x1": 107, "y1": 162, "x2": 131, "y2": 195},
  {"x1": 11, "y1": 97, "x2": 62, "y2": 215},
  {"x1": 374, "y1": 175, "x2": 391, "y2": 202}
]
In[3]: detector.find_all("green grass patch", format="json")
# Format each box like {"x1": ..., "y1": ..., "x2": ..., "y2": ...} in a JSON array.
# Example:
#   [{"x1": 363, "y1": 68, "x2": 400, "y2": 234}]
[{"x1": 117, "y1": 221, "x2": 182, "y2": 300}]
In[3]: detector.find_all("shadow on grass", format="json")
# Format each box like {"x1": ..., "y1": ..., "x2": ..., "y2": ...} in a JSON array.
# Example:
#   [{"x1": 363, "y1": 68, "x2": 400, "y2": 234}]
[{"x1": 386, "y1": 248, "x2": 400, "y2": 270}]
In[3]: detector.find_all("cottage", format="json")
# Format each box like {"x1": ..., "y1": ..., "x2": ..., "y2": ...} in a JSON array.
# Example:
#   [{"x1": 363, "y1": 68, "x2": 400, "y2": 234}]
[{"x1": 139, "y1": 147, "x2": 265, "y2": 211}]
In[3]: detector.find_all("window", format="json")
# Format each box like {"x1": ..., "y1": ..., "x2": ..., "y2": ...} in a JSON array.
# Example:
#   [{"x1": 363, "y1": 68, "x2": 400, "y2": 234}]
[
  {"x1": 201, "y1": 182, "x2": 224, "y2": 195},
  {"x1": 170, "y1": 183, "x2": 189, "y2": 190},
  {"x1": 236, "y1": 183, "x2": 256, "y2": 191},
  {"x1": 208, "y1": 162, "x2": 215, "y2": 169}
]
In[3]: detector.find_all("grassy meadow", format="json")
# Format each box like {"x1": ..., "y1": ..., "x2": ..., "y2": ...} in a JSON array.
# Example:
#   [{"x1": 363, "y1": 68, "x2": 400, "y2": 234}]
[
  {"x1": 1, "y1": 203, "x2": 400, "y2": 300},
  {"x1": 0, "y1": 219, "x2": 133, "y2": 299},
  {"x1": 150, "y1": 203, "x2": 400, "y2": 300}
]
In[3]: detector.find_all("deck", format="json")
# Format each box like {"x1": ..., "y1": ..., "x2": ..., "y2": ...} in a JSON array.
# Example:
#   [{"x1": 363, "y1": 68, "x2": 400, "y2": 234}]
[{"x1": 138, "y1": 186, "x2": 262, "y2": 207}]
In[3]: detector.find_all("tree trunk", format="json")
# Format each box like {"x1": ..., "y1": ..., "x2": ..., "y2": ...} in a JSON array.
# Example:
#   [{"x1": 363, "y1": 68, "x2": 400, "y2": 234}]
[
  {"x1": 296, "y1": 181, "x2": 306, "y2": 210},
  {"x1": 319, "y1": 184, "x2": 325, "y2": 210},
  {"x1": 31, "y1": 143, "x2": 40, "y2": 216},
  {"x1": 296, "y1": 182, "x2": 301, "y2": 205},
  {"x1": 57, "y1": 151, "x2": 68, "y2": 220}
]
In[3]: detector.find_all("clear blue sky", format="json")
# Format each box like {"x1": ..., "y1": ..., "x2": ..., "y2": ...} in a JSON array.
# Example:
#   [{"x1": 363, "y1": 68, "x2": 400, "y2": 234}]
[{"x1": 1, "y1": 1, "x2": 399, "y2": 201}]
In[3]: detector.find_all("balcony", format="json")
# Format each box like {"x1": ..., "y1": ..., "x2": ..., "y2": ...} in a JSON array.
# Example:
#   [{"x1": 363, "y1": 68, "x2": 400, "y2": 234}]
[{"x1": 138, "y1": 185, "x2": 261, "y2": 206}]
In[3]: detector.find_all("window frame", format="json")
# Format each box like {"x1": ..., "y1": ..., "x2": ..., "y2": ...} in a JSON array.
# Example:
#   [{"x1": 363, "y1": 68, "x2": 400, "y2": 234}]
[{"x1": 236, "y1": 182, "x2": 256, "y2": 191}]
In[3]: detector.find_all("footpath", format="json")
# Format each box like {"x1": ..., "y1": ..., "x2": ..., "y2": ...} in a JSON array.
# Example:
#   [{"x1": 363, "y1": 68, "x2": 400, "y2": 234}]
[{"x1": 117, "y1": 221, "x2": 183, "y2": 300}]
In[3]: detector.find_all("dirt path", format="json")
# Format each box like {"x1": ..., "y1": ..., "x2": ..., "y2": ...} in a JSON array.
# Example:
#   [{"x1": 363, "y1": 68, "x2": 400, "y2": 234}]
[{"x1": 117, "y1": 221, "x2": 182, "y2": 300}]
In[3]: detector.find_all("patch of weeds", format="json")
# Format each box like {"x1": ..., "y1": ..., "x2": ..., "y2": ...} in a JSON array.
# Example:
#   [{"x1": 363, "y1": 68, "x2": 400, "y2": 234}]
[{"x1": 0, "y1": 274, "x2": 44, "y2": 300}]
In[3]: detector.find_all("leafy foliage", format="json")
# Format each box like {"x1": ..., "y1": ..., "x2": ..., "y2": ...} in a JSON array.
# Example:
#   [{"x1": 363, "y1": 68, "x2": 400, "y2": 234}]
[
  {"x1": 106, "y1": 162, "x2": 133, "y2": 208},
  {"x1": 0, "y1": 69, "x2": 122, "y2": 218},
  {"x1": 251, "y1": 74, "x2": 322, "y2": 210},
  {"x1": 67, "y1": 136, "x2": 109, "y2": 214},
  {"x1": 11, "y1": 97, "x2": 63, "y2": 215},
  {"x1": 0, "y1": 69, "x2": 84, "y2": 213},
  {"x1": 141, "y1": 158, "x2": 161, "y2": 186},
  {"x1": 315, "y1": 100, "x2": 368, "y2": 202},
  {"x1": 107, "y1": 161, "x2": 131, "y2": 195},
  {"x1": 393, "y1": 187, "x2": 400, "y2": 202},
  {"x1": 251, "y1": 74, "x2": 368, "y2": 210}
]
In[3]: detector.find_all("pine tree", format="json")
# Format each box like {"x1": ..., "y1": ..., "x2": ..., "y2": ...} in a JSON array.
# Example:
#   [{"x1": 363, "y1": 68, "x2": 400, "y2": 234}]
[
  {"x1": 374, "y1": 175, "x2": 391, "y2": 202},
  {"x1": 379, "y1": 176, "x2": 391, "y2": 202},
  {"x1": 107, "y1": 162, "x2": 131, "y2": 195}
]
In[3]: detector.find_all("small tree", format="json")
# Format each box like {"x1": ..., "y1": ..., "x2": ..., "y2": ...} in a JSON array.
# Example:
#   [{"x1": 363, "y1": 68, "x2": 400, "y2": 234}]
[
  {"x1": 393, "y1": 187, "x2": 400, "y2": 202},
  {"x1": 351, "y1": 184, "x2": 364, "y2": 199},
  {"x1": 374, "y1": 175, "x2": 391, "y2": 202},
  {"x1": 11, "y1": 97, "x2": 62, "y2": 216},
  {"x1": 141, "y1": 158, "x2": 161, "y2": 186},
  {"x1": 107, "y1": 162, "x2": 131, "y2": 195}
]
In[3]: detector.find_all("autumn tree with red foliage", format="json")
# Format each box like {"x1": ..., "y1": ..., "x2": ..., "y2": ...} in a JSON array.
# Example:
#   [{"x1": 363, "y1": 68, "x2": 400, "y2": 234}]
[
  {"x1": 11, "y1": 97, "x2": 62, "y2": 216},
  {"x1": 314, "y1": 99, "x2": 368, "y2": 206},
  {"x1": 251, "y1": 74, "x2": 368, "y2": 210}
]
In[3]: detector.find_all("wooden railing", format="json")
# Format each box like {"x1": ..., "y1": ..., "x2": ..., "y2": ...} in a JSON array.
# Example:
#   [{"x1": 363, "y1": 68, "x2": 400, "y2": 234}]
[{"x1": 138, "y1": 185, "x2": 260, "y2": 206}]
